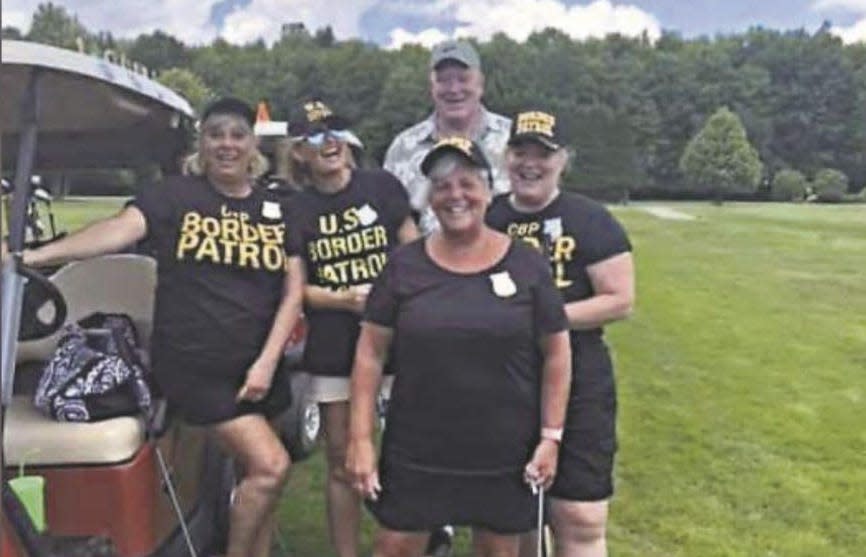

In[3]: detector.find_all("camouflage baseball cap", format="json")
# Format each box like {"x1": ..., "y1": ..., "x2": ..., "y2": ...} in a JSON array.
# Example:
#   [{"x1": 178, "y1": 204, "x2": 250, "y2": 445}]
[{"x1": 430, "y1": 40, "x2": 481, "y2": 70}]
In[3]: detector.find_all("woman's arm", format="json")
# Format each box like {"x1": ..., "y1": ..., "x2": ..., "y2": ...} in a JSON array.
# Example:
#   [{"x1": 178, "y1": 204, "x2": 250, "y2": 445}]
[
  {"x1": 346, "y1": 322, "x2": 394, "y2": 500},
  {"x1": 305, "y1": 284, "x2": 368, "y2": 314},
  {"x1": 303, "y1": 217, "x2": 416, "y2": 314},
  {"x1": 22, "y1": 205, "x2": 148, "y2": 267},
  {"x1": 237, "y1": 255, "x2": 305, "y2": 401},
  {"x1": 565, "y1": 252, "x2": 635, "y2": 330},
  {"x1": 525, "y1": 330, "x2": 572, "y2": 489}
]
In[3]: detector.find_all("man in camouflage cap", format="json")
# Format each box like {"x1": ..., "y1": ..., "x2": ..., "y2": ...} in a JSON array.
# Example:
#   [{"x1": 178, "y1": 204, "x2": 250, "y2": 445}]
[{"x1": 383, "y1": 39, "x2": 511, "y2": 235}]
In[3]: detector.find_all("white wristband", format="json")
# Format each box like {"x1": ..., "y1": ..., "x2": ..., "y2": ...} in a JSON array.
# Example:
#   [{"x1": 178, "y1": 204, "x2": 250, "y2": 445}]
[{"x1": 541, "y1": 427, "x2": 564, "y2": 443}]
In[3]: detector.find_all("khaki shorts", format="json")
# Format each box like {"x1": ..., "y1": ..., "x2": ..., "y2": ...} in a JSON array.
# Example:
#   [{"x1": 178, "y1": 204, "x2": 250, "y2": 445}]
[{"x1": 309, "y1": 375, "x2": 394, "y2": 404}]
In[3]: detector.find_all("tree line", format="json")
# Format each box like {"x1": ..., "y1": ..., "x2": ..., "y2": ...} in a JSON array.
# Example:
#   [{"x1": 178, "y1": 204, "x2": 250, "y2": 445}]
[{"x1": 3, "y1": 2, "x2": 865, "y2": 201}]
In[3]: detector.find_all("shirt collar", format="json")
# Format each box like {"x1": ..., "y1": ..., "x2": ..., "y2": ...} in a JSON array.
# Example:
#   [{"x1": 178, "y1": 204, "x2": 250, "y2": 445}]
[{"x1": 420, "y1": 106, "x2": 496, "y2": 145}]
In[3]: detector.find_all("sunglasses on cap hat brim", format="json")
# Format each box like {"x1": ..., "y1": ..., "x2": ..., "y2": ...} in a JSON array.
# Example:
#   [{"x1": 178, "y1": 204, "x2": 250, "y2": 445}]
[{"x1": 302, "y1": 129, "x2": 355, "y2": 147}]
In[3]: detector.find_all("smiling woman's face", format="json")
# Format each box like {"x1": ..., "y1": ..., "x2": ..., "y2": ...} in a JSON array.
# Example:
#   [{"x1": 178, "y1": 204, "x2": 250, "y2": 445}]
[
  {"x1": 507, "y1": 141, "x2": 567, "y2": 208},
  {"x1": 428, "y1": 156, "x2": 491, "y2": 234},
  {"x1": 199, "y1": 113, "x2": 256, "y2": 184},
  {"x1": 299, "y1": 131, "x2": 351, "y2": 179}
]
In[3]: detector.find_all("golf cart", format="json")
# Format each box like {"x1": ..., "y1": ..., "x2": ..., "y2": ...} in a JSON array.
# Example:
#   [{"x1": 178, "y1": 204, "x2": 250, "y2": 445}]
[{"x1": 1, "y1": 40, "x2": 318, "y2": 556}]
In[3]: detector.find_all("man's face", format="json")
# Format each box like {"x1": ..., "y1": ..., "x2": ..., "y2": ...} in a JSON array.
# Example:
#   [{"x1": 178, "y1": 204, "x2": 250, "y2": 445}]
[{"x1": 430, "y1": 61, "x2": 484, "y2": 123}]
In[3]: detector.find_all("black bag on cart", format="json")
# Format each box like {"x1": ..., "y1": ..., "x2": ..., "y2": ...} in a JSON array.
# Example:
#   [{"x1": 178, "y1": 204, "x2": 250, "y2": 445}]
[{"x1": 33, "y1": 312, "x2": 152, "y2": 422}]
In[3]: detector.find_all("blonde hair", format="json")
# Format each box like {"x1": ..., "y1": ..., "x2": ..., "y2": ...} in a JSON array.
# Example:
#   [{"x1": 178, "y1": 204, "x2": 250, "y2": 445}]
[{"x1": 182, "y1": 150, "x2": 269, "y2": 179}]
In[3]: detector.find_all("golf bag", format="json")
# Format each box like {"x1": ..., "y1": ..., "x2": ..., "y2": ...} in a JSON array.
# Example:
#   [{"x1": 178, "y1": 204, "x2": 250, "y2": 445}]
[
  {"x1": 13, "y1": 311, "x2": 201, "y2": 556},
  {"x1": 33, "y1": 313, "x2": 151, "y2": 422}
]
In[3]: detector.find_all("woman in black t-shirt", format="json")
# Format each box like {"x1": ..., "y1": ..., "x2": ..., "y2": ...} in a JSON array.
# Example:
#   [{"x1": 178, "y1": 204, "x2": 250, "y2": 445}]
[
  {"x1": 22, "y1": 98, "x2": 304, "y2": 557},
  {"x1": 283, "y1": 100, "x2": 418, "y2": 557},
  {"x1": 486, "y1": 109, "x2": 635, "y2": 557},
  {"x1": 346, "y1": 137, "x2": 572, "y2": 557}
]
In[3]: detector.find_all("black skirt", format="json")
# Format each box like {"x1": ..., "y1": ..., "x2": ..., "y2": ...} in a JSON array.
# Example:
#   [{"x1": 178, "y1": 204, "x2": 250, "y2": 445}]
[
  {"x1": 366, "y1": 455, "x2": 538, "y2": 534},
  {"x1": 150, "y1": 348, "x2": 292, "y2": 426}
]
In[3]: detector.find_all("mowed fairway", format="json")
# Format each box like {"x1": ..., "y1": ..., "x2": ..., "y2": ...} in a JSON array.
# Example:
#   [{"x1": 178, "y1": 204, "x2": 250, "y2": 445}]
[
  {"x1": 609, "y1": 203, "x2": 865, "y2": 557},
  {"x1": 51, "y1": 199, "x2": 865, "y2": 556}
]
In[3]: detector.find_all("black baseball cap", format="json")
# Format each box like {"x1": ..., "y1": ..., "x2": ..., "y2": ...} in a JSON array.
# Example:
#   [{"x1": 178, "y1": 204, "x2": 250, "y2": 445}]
[
  {"x1": 288, "y1": 99, "x2": 349, "y2": 137},
  {"x1": 508, "y1": 109, "x2": 565, "y2": 151},
  {"x1": 420, "y1": 136, "x2": 491, "y2": 177},
  {"x1": 201, "y1": 97, "x2": 256, "y2": 127}
]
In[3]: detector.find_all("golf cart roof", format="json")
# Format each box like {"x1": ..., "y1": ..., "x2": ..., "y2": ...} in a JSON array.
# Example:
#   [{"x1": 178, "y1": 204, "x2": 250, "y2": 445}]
[
  {"x1": 255, "y1": 121, "x2": 289, "y2": 137},
  {"x1": 1, "y1": 40, "x2": 195, "y2": 171}
]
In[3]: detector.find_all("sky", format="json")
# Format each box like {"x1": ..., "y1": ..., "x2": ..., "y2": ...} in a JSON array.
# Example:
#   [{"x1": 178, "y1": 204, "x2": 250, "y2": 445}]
[{"x1": 2, "y1": 0, "x2": 865, "y2": 47}]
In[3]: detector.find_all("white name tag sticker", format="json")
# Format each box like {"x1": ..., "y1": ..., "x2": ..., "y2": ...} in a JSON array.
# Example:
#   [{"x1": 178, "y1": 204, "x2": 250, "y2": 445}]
[
  {"x1": 490, "y1": 271, "x2": 517, "y2": 298},
  {"x1": 544, "y1": 217, "x2": 563, "y2": 240},
  {"x1": 262, "y1": 201, "x2": 282, "y2": 219},
  {"x1": 357, "y1": 204, "x2": 379, "y2": 226}
]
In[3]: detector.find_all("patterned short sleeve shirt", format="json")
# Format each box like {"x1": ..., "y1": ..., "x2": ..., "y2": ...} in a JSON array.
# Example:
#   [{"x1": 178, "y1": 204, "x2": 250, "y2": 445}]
[{"x1": 383, "y1": 107, "x2": 512, "y2": 234}]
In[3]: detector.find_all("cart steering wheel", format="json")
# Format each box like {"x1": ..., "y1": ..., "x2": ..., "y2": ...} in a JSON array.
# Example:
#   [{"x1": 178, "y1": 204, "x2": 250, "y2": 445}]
[{"x1": 17, "y1": 264, "x2": 67, "y2": 340}]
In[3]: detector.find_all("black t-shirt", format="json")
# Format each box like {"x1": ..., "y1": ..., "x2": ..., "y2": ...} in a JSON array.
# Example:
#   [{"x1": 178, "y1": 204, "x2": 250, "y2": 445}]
[
  {"x1": 365, "y1": 239, "x2": 567, "y2": 474},
  {"x1": 130, "y1": 175, "x2": 289, "y2": 370},
  {"x1": 486, "y1": 192, "x2": 632, "y2": 398},
  {"x1": 285, "y1": 169, "x2": 411, "y2": 376}
]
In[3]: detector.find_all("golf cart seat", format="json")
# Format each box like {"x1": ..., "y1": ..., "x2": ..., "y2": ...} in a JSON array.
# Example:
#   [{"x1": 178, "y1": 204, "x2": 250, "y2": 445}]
[
  {"x1": 3, "y1": 399, "x2": 144, "y2": 466},
  {"x1": 4, "y1": 254, "x2": 156, "y2": 467}
]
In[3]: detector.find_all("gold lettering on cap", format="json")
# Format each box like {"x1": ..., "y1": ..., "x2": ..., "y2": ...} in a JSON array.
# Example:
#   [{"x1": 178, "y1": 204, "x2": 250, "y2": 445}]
[
  {"x1": 436, "y1": 136, "x2": 473, "y2": 155},
  {"x1": 516, "y1": 111, "x2": 556, "y2": 136},
  {"x1": 305, "y1": 101, "x2": 333, "y2": 123}
]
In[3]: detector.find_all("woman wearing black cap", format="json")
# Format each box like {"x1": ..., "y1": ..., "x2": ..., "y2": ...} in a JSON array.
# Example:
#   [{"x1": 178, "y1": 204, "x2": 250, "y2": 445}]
[
  {"x1": 283, "y1": 100, "x2": 418, "y2": 557},
  {"x1": 21, "y1": 97, "x2": 304, "y2": 557},
  {"x1": 346, "y1": 137, "x2": 572, "y2": 557},
  {"x1": 487, "y1": 110, "x2": 635, "y2": 557}
]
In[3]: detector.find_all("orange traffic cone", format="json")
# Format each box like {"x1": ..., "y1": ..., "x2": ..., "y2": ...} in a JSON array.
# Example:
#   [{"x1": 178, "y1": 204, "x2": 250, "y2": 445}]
[{"x1": 256, "y1": 101, "x2": 271, "y2": 123}]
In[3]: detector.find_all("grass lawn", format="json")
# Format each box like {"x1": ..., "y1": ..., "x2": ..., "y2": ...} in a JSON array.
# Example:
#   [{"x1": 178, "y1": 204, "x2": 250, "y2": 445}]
[{"x1": 51, "y1": 199, "x2": 866, "y2": 556}]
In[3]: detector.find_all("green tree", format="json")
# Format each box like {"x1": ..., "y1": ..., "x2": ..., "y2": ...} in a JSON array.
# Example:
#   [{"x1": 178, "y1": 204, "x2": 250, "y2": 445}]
[
  {"x1": 314, "y1": 26, "x2": 336, "y2": 48},
  {"x1": 771, "y1": 169, "x2": 808, "y2": 201},
  {"x1": 744, "y1": 30, "x2": 860, "y2": 179},
  {"x1": 569, "y1": 104, "x2": 640, "y2": 201},
  {"x1": 812, "y1": 168, "x2": 848, "y2": 202},
  {"x1": 2, "y1": 26, "x2": 23, "y2": 39},
  {"x1": 679, "y1": 106, "x2": 763, "y2": 201},
  {"x1": 158, "y1": 68, "x2": 213, "y2": 114},
  {"x1": 364, "y1": 50, "x2": 430, "y2": 161},
  {"x1": 843, "y1": 43, "x2": 866, "y2": 188},
  {"x1": 127, "y1": 31, "x2": 189, "y2": 74},
  {"x1": 27, "y1": 2, "x2": 89, "y2": 49}
]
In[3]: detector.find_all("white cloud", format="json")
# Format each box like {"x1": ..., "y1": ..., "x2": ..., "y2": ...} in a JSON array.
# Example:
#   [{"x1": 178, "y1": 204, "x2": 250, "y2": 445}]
[
  {"x1": 5, "y1": 0, "x2": 661, "y2": 47},
  {"x1": 812, "y1": 0, "x2": 866, "y2": 11},
  {"x1": 812, "y1": 0, "x2": 866, "y2": 43},
  {"x1": 1, "y1": 0, "x2": 378, "y2": 45},
  {"x1": 378, "y1": 0, "x2": 457, "y2": 18},
  {"x1": 387, "y1": 26, "x2": 450, "y2": 49},
  {"x1": 385, "y1": 0, "x2": 661, "y2": 49},
  {"x1": 830, "y1": 17, "x2": 866, "y2": 42},
  {"x1": 220, "y1": 0, "x2": 378, "y2": 44},
  {"x1": 2, "y1": 6, "x2": 33, "y2": 30},
  {"x1": 2, "y1": 0, "x2": 217, "y2": 43}
]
